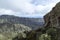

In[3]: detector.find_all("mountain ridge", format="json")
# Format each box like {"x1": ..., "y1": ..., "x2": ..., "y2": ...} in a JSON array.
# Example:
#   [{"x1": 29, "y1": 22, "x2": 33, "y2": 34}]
[{"x1": 0, "y1": 15, "x2": 44, "y2": 30}]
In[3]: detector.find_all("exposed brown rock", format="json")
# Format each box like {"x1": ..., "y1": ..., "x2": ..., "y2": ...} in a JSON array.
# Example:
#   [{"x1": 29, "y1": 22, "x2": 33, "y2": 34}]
[
  {"x1": 44, "y1": 2, "x2": 60, "y2": 40},
  {"x1": 44, "y1": 2, "x2": 60, "y2": 28}
]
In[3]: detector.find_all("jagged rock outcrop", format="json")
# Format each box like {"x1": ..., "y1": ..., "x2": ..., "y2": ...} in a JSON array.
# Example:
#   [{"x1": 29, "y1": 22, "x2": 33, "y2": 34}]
[
  {"x1": 44, "y1": 2, "x2": 60, "y2": 40},
  {"x1": 44, "y1": 2, "x2": 60, "y2": 27}
]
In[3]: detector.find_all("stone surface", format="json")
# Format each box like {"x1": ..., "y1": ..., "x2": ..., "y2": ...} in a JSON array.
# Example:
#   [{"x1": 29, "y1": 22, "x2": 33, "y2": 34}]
[
  {"x1": 44, "y1": 2, "x2": 60, "y2": 28},
  {"x1": 44, "y1": 2, "x2": 60, "y2": 40}
]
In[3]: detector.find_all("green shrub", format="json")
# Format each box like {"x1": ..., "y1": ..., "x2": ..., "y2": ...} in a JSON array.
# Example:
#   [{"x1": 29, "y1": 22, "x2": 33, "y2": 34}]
[
  {"x1": 46, "y1": 27, "x2": 57, "y2": 40},
  {"x1": 38, "y1": 33, "x2": 51, "y2": 40}
]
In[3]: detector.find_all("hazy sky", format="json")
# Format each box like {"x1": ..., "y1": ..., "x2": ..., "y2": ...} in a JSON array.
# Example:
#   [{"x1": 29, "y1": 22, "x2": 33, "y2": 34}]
[{"x1": 0, "y1": 0, "x2": 60, "y2": 18}]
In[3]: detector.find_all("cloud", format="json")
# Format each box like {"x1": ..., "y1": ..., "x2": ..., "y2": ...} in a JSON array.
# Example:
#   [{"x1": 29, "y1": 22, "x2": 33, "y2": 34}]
[{"x1": 0, "y1": 0, "x2": 60, "y2": 18}]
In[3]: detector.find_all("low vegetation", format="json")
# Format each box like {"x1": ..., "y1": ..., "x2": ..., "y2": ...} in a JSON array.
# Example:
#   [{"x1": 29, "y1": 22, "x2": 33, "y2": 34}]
[{"x1": 11, "y1": 27, "x2": 58, "y2": 40}]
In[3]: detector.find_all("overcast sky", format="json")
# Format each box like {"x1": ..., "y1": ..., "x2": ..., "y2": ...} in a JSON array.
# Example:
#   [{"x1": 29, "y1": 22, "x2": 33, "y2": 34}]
[{"x1": 0, "y1": 0, "x2": 60, "y2": 18}]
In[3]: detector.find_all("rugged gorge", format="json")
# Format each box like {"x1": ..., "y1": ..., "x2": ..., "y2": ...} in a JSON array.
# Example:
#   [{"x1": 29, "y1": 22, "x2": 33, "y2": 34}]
[
  {"x1": 0, "y1": 15, "x2": 44, "y2": 30},
  {"x1": 0, "y1": 15, "x2": 44, "y2": 40},
  {"x1": 0, "y1": 15, "x2": 44, "y2": 33},
  {"x1": 12, "y1": 2, "x2": 60, "y2": 40}
]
